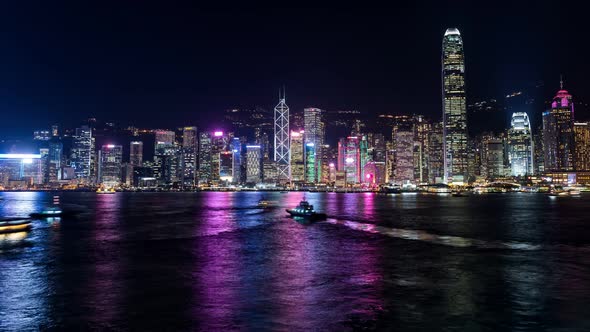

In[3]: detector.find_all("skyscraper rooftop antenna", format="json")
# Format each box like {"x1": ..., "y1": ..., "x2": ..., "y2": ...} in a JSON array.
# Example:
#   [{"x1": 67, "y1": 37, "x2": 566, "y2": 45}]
[{"x1": 560, "y1": 74, "x2": 564, "y2": 90}]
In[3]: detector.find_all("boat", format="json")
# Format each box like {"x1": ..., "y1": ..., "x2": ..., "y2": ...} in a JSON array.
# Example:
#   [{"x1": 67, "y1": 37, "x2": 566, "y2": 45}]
[
  {"x1": 452, "y1": 191, "x2": 468, "y2": 197},
  {"x1": 548, "y1": 190, "x2": 569, "y2": 197},
  {"x1": 568, "y1": 189, "x2": 581, "y2": 196},
  {"x1": 258, "y1": 199, "x2": 278, "y2": 208},
  {"x1": 286, "y1": 200, "x2": 327, "y2": 221},
  {"x1": 97, "y1": 187, "x2": 116, "y2": 194},
  {"x1": 0, "y1": 218, "x2": 32, "y2": 234},
  {"x1": 29, "y1": 206, "x2": 66, "y2": 218},
  {"x1": 380, "y1": 185, "x2": 402, "y2": 194}
]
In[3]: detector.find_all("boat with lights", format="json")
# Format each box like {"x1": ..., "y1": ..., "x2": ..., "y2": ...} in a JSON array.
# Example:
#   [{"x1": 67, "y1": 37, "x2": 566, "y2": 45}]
[
  {"x1": 0, "y1": 218, "x2": 32, "y2": 233},
  {"x1": 286, "y1": 200, "x2": 327, "y2": 220},
  {"x1": 29, "y1": 206, "x2": 65, "y2": 218},
  {"x1": 97, "y1": 187, "x2": 116, "y2": 194}
]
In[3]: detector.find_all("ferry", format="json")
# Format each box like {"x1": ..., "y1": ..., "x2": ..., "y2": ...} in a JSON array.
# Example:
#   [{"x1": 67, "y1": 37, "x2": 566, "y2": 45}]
[
  {"x1": 286, "y1": 200, "x2": 327, "y2": 221},
  {"x1": 0, "y1": 218, "x2": 32, "y2": 234},
  {"x1": 97, "y1": 187, "x2": 116, "y2": 194},
  {"x1": 30, "y1": 206, "x2": 65, "y2": 218}
]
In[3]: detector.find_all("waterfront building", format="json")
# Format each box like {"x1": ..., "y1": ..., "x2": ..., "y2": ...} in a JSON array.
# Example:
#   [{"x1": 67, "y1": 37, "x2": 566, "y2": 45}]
[
  {"x1": 231, "y1": 138, "x2": 242, "y2": 184},
  {"x1": 246, "y1": 145, "x2": 262, "y2": 184},
  {"x1": 290, "y1": 130, "x2": 305, "y2": 183},
  {"x1": 427, "y1": 128, "x2": 443, "y2": 184},
  {"x1": 71, "y1": 125, "x2": 94, "y2": 182},
  {"x1": 413, "y1": 115, "x2": 430, "y2": 183},
  {"x1": 574, "y1": 122, "x2": 590, "y2": 171},
  {"x1": 543, "y1": 83, "x2": 574, "y2": 171},
  {"x1": 219, "y1": 151, "x2": 233, "y2": 183},
  {"x1": 130, "y1": 141, "x2": 143, "y2": 167},
  {"x1": 98, "y1": 144, "x2": 123, "y2": 187},
  {"x1": 0, "y1": 153, "x2": 43, "y2": 189},
  {"x1": 304, "y1": 107, "x2": 324, "y2": 183},
  {"x1": 262, "y1": 159, "x2": 278, "y2": 184},
  {"x1": 337, "y1": 136, "x2": 361, "y2": 184},
  {"x1": 442, "y1": 27, "x2": 468, "y2": 184},
  {"x1": 47, "y1": 140, "x2": 63, "y2": 182},
  {"x1": 273, "y1": 90, "x2": 290, "y2": 183},
  {"x1": 198, "y1": 132, "x2": 212, "y2": 186},
  {"x1": 304, "y1": 143, "x2": 316, "y2": 183},
  {"x1": 485, "y1": 139, "x2": 505, "y2": 179},
  {"x1": 393, "y1": 129, "x2": 415, "y2": 185},
  {"x1": 507, "y1": 112, "x2": 534, "y2": 176},
  {"x1": 181, "y1": 126, "x2": 198, "y2": 188}
]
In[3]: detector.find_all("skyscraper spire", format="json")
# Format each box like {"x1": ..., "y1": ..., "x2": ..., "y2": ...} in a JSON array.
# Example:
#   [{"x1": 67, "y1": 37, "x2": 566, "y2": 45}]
[{"x1": 560, "y1": 74, "x2": 564, "y2": 90}]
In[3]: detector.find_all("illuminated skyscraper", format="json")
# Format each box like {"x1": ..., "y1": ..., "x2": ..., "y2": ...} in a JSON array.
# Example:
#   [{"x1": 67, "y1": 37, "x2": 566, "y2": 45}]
[
  {"x1": 274, "y1": 90, "x2": 290, "y2": 183},
  {"x1": 304, "y1": 107, "x2": 324, "y2": 183},
  {"x1": 219, "y1": 151, "x2": 233, "y2": 183},
  {"x1": 304, "y1": 143, "x2": 316, "y2": 183},
  {"x1": 130, "y1": 141, "x2": 143, "y2": 167},
  {"x1": 231, "y1": 138, "x2": 242, "y2": 184},
  {"x1": 98, "y1": 144, "x2": 123, "y2": 187},
  {"x1": 442, "y1": 27, "x2": 468, "y2": 183},
  {"x1": 337, "y1": 136, "x2": 361, "y2": 184},
  {"x1": 154, "y1": 130, "x2": 175, "y2": 153},
  {"x1": 543, "y1": 83, "x2": 574, "y2": 171},
  {"x1": 574, "y1": 122, "x2": 590, "y2": 171},
  {"x1": 182, "y1": 126, "x2": 198, "y2": 188},
  {"x1": 507, "y1": 112, "x2": 533, "y2": 176},
  {"x1": 71, "y1": 125, "x2": 94, "y2": 181},
  {"x1": 428, "y1": 122, "x2": 444, "y2": 183},
  {"x1": 198, "y1": 132, "x2": 212, "y2": 185},
  {"x1": 289, "y1": 130, "x2": 305, "y2": 183},
  {"x1": 393, "y1": 129, "x2": 415, "y2": 184},
  {"x1": 246, "y1": 145, "x2": 262, "y2": 183}
]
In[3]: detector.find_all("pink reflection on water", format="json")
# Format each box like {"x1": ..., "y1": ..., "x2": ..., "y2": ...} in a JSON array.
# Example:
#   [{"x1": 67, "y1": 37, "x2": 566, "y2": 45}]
[
  {"x1": 195, "y1": 192, "x2": 238, "y2": 236},
  {"x1": 192, "y1": 192, "x2": 241, "y2": 329},
  {"x1": 87, "y1": 193, "x2": 124, "y2": 326}
]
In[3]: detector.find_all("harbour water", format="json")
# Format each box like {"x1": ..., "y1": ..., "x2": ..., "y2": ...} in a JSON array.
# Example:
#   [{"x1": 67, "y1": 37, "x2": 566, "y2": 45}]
[{"x1": 1, "y1": 192, "x2": 590, "y2": 330}]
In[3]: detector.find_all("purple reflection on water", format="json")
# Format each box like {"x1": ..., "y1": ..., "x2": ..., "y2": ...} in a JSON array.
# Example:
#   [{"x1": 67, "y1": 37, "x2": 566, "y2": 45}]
[
  {"x1": 87, "y1": 193, "x2": 124, "y2": 327},
  {"x1": 192, "y1": 192, "x2": 242, "y2": 329}
]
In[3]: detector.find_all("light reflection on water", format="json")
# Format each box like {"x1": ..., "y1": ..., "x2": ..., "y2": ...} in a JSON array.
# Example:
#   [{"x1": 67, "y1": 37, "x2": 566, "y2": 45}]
[{"x1": 0, "y1": 192, "x2": 589, "y2": 330}]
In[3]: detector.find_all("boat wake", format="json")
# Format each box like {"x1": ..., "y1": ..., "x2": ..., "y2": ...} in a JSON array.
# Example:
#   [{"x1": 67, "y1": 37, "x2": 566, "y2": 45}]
[{"x1": 325, "y1": 219, "x2": 543, "y2": 251}]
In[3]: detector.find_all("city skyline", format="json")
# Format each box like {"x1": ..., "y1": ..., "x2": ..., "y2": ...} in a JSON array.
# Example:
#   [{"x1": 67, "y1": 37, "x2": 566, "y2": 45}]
[{"x1": 1, "y1": 2, "x2": 589, "y2": 138}]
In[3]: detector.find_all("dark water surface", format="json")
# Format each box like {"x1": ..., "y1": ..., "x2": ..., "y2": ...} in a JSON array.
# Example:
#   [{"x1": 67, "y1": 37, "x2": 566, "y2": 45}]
[{"x1": 1, "y1": 192, "x2": 590, "y2": 331}]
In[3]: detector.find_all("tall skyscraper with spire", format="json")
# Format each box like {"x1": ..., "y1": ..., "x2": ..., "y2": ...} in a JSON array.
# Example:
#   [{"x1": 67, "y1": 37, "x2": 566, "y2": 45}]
[
  {"x1": 442, "y1": 27, "x2": 468, "y2": 184},
  {"x1": 274, "y1": 88, "x2": 290, "y2": 183},
  {"x1": 543, "y1": 78, "x2": 574, "y2": 171}
]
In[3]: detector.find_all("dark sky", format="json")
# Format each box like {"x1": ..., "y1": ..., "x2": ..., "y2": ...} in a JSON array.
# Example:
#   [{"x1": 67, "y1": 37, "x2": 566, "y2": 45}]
[{"x1": 0, "y1": 1, "x2": 588, "y2": 138}]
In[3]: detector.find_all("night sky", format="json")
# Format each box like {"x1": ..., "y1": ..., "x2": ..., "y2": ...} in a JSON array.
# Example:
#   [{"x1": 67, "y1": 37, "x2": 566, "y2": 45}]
[{"x1": 1, "y1": 1, "x2": 588, "y2": 138}]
